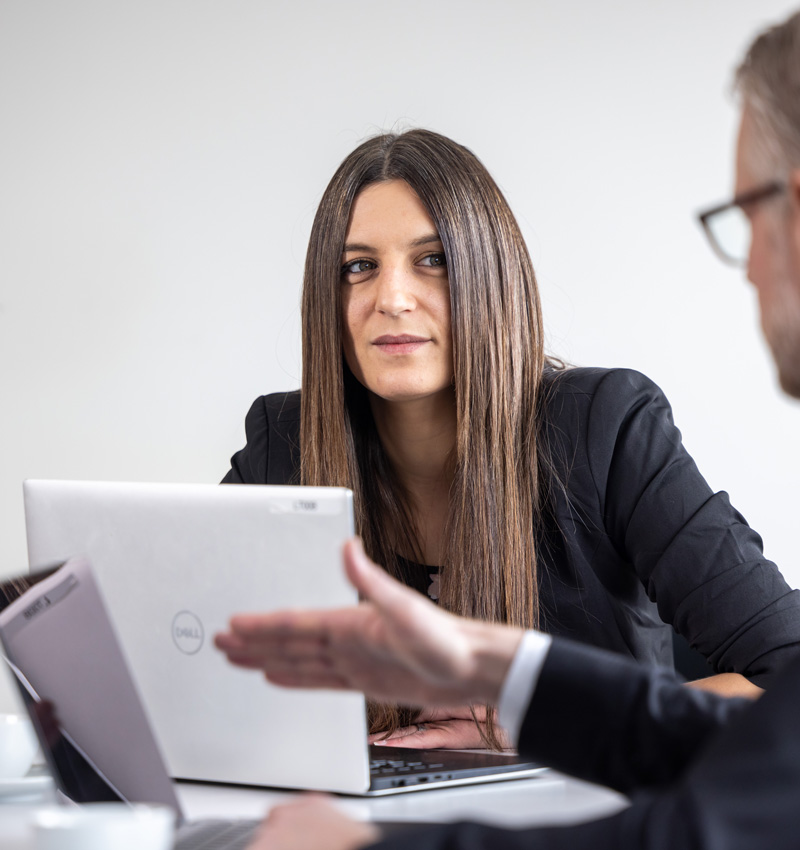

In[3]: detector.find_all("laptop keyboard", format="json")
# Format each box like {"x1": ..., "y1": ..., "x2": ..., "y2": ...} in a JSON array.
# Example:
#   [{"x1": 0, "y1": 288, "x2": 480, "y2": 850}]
[
  {"x1": 370, "y1": 755, "x2": 444, "y2": 776},
  {"x1": 174, "y1": 819, "x2": 261, "y2": 850}
]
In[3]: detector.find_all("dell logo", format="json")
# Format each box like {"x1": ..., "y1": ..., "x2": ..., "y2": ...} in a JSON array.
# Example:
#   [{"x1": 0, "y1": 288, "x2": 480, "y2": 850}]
[{"x1": 172, "y1": 611, "x2": 204, "y2": 655}]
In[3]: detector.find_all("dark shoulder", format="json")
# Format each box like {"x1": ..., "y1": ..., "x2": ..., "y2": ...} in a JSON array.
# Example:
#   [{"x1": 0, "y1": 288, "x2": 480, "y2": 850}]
[
  {"x1": 541, "y1": 366, "x2": 666, "y2": 428},
  {"x1": 539, "y1": 367, "x2": 673, "y2": 478},
  {"x1": 253, "y1": 391, "x2": 301, "y2": 456},
  {"x1": 223, "y1": 391, "x2": 301, "y2": 485},
  {"x1": 542, "y1": 366, "x2": 661, "y2": 403},
  {"x1": 261, "y1": 390, "x2": 301, "y2": 424},
  {"x1": 241, "y1": 391, "x2": 300, "y2": 434}
]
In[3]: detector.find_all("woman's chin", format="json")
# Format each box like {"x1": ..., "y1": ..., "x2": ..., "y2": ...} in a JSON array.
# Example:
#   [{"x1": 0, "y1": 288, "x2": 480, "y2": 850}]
[{"x1": 366, "y1": 383, "x2": 456, "y2": 407}]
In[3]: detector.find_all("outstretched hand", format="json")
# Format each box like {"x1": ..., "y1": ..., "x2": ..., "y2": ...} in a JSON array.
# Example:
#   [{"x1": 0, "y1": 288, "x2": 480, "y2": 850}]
[{"x1": 215, "y1": 538, "x2": 523, "y2": 709}]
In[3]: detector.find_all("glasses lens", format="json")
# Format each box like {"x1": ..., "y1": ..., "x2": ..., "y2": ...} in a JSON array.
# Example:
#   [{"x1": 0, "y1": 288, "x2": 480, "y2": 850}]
[{"x1": 705, "y1": 206, "x2": 750, "y2": 266}]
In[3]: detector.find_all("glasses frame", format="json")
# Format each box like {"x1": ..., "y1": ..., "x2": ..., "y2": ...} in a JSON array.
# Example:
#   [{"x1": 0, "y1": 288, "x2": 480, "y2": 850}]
[{"x1": 697, "y1": 180, "x2": 786, "y2": 267}]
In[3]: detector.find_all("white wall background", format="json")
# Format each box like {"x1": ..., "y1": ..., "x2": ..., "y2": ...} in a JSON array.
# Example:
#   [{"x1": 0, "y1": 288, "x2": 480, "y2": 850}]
[{"x1": 2, "y1": 0, "x2": 799, "y2": 712}]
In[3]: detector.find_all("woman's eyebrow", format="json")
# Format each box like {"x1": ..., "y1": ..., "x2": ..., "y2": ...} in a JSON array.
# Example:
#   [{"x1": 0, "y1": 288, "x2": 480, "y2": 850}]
[
  {"x1": 342, "y1": 233, "x2": 442, "y2": 254},
  {"x1": 409, "y1": 233, "x2": 443, "y2": 248}
]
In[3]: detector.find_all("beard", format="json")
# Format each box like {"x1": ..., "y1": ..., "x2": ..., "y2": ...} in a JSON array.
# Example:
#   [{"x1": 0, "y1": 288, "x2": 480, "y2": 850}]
[
  {"x1": 762, "y1": 279, "x2": 800, "y2": 398},
  {"x1": 754, "y1": 206, "x2": 800, "y2": 399}
]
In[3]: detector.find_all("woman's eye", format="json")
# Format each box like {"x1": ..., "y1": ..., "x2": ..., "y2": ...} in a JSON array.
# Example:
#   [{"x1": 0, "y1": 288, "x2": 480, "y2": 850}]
[
  {"x1": 419, "y1": 252, "x2": 447, "y2": 268},
  {"x1": 341, "y1": 259, "x2": 377, "y2": 276}
]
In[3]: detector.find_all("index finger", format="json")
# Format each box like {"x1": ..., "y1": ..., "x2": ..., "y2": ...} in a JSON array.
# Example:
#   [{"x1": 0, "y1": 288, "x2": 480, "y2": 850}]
[{"x1": 227, "y1": 609, "x2": 334, "y2": 641}]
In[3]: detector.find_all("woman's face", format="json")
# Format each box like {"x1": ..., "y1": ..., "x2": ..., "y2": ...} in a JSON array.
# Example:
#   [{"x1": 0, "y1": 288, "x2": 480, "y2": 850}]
[{"x1": 340, "y1": 180, "x2": 454, "y2": 405}]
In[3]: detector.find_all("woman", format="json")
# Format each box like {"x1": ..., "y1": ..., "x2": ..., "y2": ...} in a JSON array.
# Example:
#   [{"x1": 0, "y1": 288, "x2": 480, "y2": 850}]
[{"x1": 223, "y1": 129, "x2": 800, "y2": 747}]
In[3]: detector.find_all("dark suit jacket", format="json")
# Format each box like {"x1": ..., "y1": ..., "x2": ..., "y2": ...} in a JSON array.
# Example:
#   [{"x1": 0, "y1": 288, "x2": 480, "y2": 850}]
[
  {"x1": 224, "y1": 367, "x2": 800, "y2": 683},
  {"x1": 373, "y1": 639, "x2": 800, "y2": 849}
]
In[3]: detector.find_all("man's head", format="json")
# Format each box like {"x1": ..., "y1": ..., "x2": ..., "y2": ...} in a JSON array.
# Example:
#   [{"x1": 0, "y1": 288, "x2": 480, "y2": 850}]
[{"x1": 733, "y1": 11, "x2": 800, "y2": 397}]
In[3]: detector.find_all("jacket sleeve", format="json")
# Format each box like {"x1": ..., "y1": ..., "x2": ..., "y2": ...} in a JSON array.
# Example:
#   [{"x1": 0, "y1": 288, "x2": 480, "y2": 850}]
[
  {"x1": 627, "y1": 651, "x2": 800, "y2": 850},
  {"x1": 517, "y1": 637, "x2": 748, "y2": 793},
  {"x1": 371, "y1": 653, "x2": 800, "y2": 850},
  {"x1": 588, "y1": 369, "x2": 800, "y2": 685},
  {"x1": 369, "y1": 815, "x2": 636, "y2": 850}
]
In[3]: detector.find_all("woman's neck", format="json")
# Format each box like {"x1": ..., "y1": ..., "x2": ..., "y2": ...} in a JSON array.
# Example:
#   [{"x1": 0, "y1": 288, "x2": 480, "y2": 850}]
[
  {"x1": 369, "y1": 390, "x2": 457, "y2": 495},
  {"x1": 369, "y1": 390, "x2": 456, "y2": 566}
]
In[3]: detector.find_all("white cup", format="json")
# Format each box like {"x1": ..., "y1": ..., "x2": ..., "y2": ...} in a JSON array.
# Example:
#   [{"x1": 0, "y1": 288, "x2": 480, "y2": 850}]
[
  {"x1": 33, "y1": 803, "x2": 175, "y2": 850},
  {"x1": 0, "y1": 713, "x2": 38, "y2": 780}
]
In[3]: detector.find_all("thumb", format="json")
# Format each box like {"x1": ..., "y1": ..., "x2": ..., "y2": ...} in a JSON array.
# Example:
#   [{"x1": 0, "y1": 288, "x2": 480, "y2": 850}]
[{"x1": 343, "y1": 538, "x2": 414, "y2": 613}]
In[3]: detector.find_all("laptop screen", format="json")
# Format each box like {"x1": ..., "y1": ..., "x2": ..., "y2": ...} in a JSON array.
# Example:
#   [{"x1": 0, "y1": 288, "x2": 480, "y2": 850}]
[
  {"x1": 0, "y1": 563, "x2": 123, "y2": 802},
  {"x1": 0, "y1": 558, "x2": 182, "y2": 814},
  {"x1": 8, "y1": 662, "x2": 123, "y2": 804}
]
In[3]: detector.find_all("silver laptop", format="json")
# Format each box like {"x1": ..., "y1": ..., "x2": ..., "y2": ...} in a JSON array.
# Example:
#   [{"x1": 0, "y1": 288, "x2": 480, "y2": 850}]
[
  {"x1": 0, "y1": 557, "x2": 262, "y2": 850},
  {"x1": 23, "y1": 479, "x2": 546, "y2": 795}
]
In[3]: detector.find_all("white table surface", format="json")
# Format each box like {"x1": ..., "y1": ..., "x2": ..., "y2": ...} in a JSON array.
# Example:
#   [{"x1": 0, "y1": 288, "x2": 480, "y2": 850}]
[{"x1": 0, "y1": 771, "x2": 628, "y2": 848}]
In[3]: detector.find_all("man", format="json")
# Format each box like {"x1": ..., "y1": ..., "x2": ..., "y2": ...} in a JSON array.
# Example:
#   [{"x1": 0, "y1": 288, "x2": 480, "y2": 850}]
[
  {"x1": 699, "y1": 9, "x2": 800, "y2": 397},
  {"x1": 216, "y1": 10, "x2": 800, "y2": 850}
]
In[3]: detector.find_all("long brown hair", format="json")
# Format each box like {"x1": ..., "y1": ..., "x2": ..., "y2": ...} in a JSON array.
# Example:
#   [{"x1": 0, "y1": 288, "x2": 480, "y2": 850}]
[{"x1": 300, "y1": 129, "x2": 553, "y2": 739}]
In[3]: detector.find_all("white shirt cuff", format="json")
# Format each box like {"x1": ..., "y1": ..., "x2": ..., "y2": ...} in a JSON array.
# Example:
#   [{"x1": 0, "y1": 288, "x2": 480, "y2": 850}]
[{"x1": 497, "y1": 630, "x2": 553, "y2": 747}]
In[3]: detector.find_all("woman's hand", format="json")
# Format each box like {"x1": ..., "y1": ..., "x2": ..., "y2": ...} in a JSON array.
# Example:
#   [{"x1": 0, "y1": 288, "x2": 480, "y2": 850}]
[
  {"x1": 246, "y1": 796, "x2": 379, "y2": 850},
  {"x1": 369, "y1": 706, "x2": 511, "y2": 750},
  {"x1": 215, "y1": 538, "x2": 524, "y2": 710},
  {"x1": 685, "y1": 673, "x2": 763, "y2": 699}
]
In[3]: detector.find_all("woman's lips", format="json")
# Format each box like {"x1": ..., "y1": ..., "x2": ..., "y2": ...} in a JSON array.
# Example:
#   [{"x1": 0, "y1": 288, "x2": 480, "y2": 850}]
[{"x1": 372, "y1": 334, "x2": 430, "y2": 355}]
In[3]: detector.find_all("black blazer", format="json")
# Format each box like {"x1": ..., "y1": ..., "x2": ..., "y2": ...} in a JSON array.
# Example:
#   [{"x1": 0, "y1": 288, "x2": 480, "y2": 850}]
[
  {"x1": 372, "y1": 640, "x2": 800, "y2": 849},
  {"x1": 223, "y1": 367, "x2": 800, "y2": 683}
]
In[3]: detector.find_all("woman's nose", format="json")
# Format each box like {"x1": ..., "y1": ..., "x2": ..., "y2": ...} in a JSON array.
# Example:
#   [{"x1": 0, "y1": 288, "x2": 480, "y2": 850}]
[{"x1": 375, "y1": 264, "x2": 416, "y2": 316}]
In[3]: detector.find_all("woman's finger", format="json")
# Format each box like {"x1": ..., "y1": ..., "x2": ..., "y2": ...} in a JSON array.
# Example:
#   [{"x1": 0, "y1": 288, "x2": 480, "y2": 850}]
[
  {"x1": 372, "y1": 719, "x2": 488, "y2": 750},
  {"x1": 414, "y1": 705, "x2": 488, "y2": 723},
  {"x1": 369, "y1": 725, "x2": 421, "y2": 744}
]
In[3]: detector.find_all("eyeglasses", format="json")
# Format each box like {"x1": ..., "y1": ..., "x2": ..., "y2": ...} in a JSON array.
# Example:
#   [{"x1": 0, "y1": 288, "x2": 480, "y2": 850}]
[{"x1": 697, "y1": 180, "x2": 785, "y2": 266}]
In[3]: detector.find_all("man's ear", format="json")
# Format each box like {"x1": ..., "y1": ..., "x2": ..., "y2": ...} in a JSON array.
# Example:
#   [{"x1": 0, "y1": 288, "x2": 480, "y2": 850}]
[
  {"x1": 790, "y1": 169, "x2": 800, "y2": 264},
  {"x1": 789, "y1": 168, "x2": 800, "y2": 209}
]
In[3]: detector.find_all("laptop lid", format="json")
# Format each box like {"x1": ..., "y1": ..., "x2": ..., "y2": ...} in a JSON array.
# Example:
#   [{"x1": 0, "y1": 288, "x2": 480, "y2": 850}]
[
  {"x1": 0, "y1": 558, "x2": 184, "y2": 815},
  {"x1": 23, "y1": 480, "x2": 371, "y2": 794}
]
